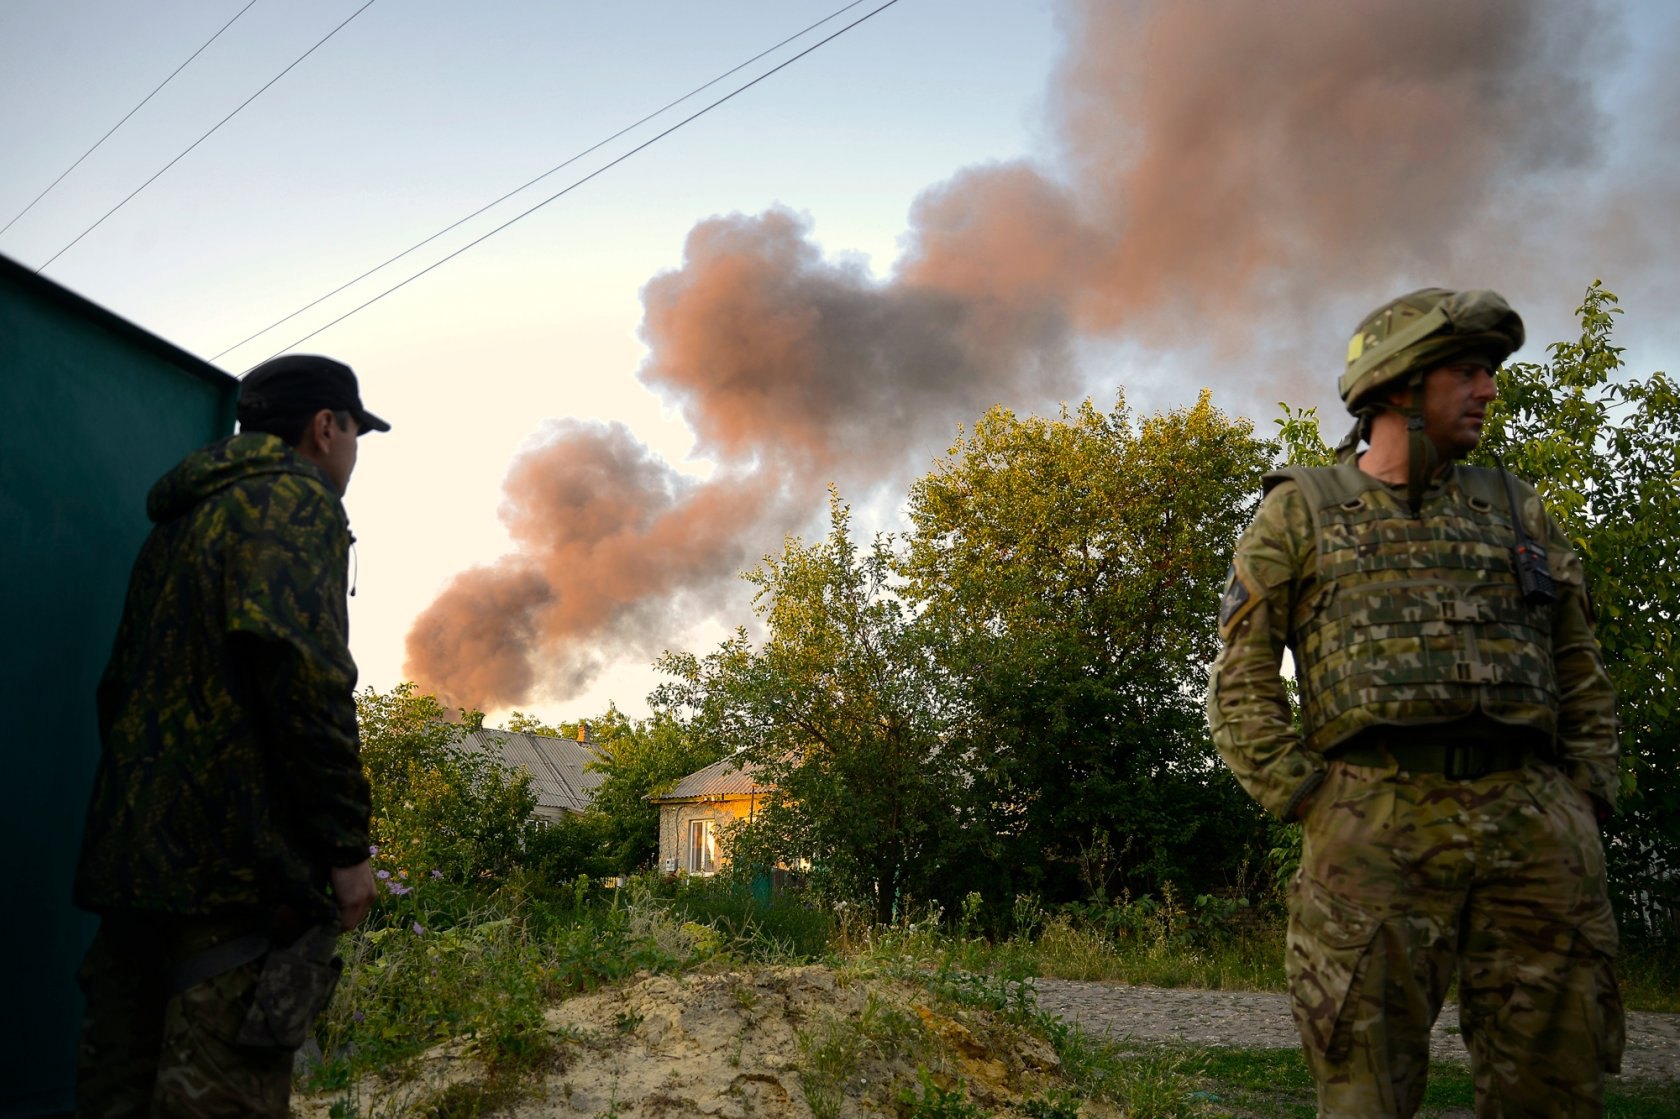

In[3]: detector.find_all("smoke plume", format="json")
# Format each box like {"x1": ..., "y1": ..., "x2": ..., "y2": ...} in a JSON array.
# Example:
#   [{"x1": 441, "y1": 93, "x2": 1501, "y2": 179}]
[{"x1": 408, "y1": 0, "x2": 1646, "y2": 710}]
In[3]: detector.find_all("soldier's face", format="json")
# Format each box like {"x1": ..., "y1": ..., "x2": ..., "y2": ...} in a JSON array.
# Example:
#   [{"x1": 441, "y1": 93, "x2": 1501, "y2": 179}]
[
  {"x1": 317, "y1": 411, "x2": 362, "y2": 496},
  {"x1": 1419, "y1": 361, "x2": 1498, "y2": 459}
]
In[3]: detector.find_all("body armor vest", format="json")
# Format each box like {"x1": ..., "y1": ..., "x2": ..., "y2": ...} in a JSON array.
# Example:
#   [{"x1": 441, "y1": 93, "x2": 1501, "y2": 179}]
[{"x1": 1263, "y1": 464, "x2": 1558, "y2": 754}]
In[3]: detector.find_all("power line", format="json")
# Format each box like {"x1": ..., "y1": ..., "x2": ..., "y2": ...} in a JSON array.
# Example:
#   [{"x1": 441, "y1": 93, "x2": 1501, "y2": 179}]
[
  {"x1": 248, "y1": 0, "x2": 901, "y2": 369},
  {"x1": 1, "y1": 1, "x2": 262, "y2": 239},
  {"x1": 36, "y1": 0, "x2": 380, "y2": 274},
  {"x1": 213, "y1": 0, "x2": 866, "y2": 363}
]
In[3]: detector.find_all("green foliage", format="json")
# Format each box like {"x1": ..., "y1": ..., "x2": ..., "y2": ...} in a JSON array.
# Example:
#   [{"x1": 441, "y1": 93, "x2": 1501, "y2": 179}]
[
  {"x1": 583, "y1": 708, "x2": 722, "y2": 872},
  {"x1": 1618, "y1": 939, "x2": 1680, "y2": 1013},
  {"x1": 1474, "y1": 282, "x2": 1680, "y2": 936},
  {"x1": 901, "y1": 392, "x2": 1275, "y2": 906},
  {"x1": 502, "y1": 711, "x2": 567, "y2": 737},
  {"x1": 797, "y1": 1015, "x2": 855, "y2": 1119},
  {"x1": 858, "y1": 932, "x2": 1203, "y2": 1117},
  {"x1": 663, "y1": 874, "x2": 835, "y2": 960},
  {"x1": 656, "y1": 491, "x2": 968, "y2": 923},
  {"x1": 797, "y1": 993, "x2": 931, "y2": 1119},
  {"x1": 521, "y1": 811, "x2": 616, "y2": 884},
  {"x1": 547, "y1": 904, "x2": 684, "y2": 993},
  {"x1": 309, "y1": 877, "x2": 727, "y2": 1106},
  {"x1": 356, "y1": 683, "x2": 538, "y2": 883},
  {"x1": 1021, "y1": 1089, "x2": 1082, "y2": 1119},
  {"x1": 1274, "y1": 403, "x2": 1337, "y2": 467},
  {"x1": 314, "y1": 906, "x2": 549, "y2": 1087},
  {"x1": 896, "y1": 1068, "x2": 982, "y2": 1119}
]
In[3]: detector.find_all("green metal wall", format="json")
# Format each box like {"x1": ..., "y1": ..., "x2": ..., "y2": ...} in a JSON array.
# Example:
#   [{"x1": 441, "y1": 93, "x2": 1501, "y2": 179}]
[{"x1": 0, "y1": 254, "x2": 238, "y2": 1118}]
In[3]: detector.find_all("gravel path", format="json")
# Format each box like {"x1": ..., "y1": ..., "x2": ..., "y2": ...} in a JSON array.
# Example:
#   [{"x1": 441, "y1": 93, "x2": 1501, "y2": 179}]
[{"x1": 1033, "y1": 979, "x2": 1680, "y2": 1082}]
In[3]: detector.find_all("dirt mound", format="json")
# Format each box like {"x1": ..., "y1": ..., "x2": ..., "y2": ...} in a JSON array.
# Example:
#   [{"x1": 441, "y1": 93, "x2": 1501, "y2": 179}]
[{"x1": 299, "y1": 964, "x2": 1104, "y2": 1118}]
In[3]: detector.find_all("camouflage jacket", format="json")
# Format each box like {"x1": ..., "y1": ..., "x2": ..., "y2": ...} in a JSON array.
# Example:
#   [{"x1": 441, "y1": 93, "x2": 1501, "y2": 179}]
[
  {"x1": 1206, "y1": 464, "x2": 1619, "y2": 820},
  {"x1": 75, "y1": 434, "x2": 371, "y2": 922}
]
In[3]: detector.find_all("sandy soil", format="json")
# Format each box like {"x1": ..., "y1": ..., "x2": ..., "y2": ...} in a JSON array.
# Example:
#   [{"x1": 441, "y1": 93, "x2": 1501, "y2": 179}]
[{"x1": 296, "y1": 964, "x2": 1087, "y2": 1119}]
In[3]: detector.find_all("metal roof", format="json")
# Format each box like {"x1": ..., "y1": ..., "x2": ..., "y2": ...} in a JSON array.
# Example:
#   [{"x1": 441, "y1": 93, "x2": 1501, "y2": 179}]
[
  {"x1": 651, "y1": 755, "x2": 771, "y2": 802},
  {"x1": 453, "y1": 727, "x2": 606, "y2": 814}
]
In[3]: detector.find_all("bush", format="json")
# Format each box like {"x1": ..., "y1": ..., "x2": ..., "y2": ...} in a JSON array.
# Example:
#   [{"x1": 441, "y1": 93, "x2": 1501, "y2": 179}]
[
  {"x1": 522, "y1": 812, "x2": 615, "y2": 885},
  {"x1": 664, "y1": 873, "x2": 835, "y2": 960},
  {"x1": 356, "y1": 684, "x2": 539, "y2": 883}
]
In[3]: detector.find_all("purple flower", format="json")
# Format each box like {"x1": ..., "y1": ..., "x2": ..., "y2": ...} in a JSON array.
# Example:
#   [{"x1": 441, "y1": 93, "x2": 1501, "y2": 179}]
[
  {"x1": 376, "y1": 870, "x2": 391, "y2": 880},
  {"x1": 412, "y1": 922, "x2": 425, "y2": 935},
  {"x1": 387, "y1": 882, "x2": 412, "y2": 896},
  {"x1": 353, "y1": 1011, "x2": 365, "y2": 1023},
  {"x1": 430, "y1": 869, "x2": 443, "y2": 880},
  {"x1": 369, "y1": 844, "x2": 379, "y2": 856}
]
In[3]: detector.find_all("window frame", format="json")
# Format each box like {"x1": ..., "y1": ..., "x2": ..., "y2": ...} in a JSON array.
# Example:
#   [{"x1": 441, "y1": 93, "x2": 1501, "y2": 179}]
[{"x1": 687, "y1": 818, "x2": 716, "y2": 874}]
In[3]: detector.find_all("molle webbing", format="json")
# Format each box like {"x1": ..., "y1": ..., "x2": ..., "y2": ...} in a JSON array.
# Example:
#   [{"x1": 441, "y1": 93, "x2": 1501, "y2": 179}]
[{"x1": 1265, "y1": 465, "x2": 1558, "y2": 754}]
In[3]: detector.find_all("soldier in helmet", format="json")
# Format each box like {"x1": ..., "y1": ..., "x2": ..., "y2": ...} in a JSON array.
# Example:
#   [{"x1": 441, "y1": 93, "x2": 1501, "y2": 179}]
[
  {"x1": 1208, "y1": 290, "x2": 1623, "y2": 1117},
  {"x1": 74, "y1": 355, "x2": 388, "y2": 1118}
]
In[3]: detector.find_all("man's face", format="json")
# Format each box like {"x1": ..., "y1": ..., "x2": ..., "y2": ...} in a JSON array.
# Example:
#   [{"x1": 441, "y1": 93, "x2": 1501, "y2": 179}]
[
  {"x1": 1415, "y1": 360, "x2": 1498, "y2": 459},
  {"x1": 321, "y1": 412, "x2": 362, "y2": 496}
]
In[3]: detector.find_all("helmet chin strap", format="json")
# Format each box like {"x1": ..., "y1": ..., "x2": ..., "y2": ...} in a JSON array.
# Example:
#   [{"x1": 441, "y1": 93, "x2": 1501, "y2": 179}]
[
  {"x1": 1403, "y1": 370, "x2": 1436, "y2": 515},
  {"x1": 1335, "y1": 415, "x2": 1366, "y2": 466},
  {"x1": 1339, "y1": 372, "x2": 1437, "y2": 514}
]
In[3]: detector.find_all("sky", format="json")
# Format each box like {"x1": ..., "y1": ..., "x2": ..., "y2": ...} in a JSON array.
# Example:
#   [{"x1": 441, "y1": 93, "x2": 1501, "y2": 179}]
[{"x1": 5, "y1": 0, "x2": 1678, "y2": 726}]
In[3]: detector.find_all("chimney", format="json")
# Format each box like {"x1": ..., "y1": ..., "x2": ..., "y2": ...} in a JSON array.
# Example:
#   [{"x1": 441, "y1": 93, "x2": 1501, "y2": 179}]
[{"x1": 576, "y1": 721, "x2": 588, "y2": 743}]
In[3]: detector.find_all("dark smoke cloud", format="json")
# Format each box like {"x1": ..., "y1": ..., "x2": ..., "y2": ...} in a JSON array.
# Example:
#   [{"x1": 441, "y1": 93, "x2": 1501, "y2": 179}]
[{"x1": 409, "y1": 0, "x2": 1644, "y2": 710}]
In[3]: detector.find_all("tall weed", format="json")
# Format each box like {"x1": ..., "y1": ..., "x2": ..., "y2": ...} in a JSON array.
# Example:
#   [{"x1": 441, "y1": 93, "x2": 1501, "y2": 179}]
[{"x1": 664, "y1": 875, "x2": 834, "y2": 960}]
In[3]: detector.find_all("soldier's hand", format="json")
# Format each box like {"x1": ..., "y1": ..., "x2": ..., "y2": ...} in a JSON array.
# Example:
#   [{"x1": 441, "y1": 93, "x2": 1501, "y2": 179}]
[{"x1": 330, "y1": 860, "x2": 377, "y2": 930}]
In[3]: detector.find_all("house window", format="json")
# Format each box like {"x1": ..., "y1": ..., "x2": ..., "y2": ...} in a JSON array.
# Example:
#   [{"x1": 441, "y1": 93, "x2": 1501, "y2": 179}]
[{"x1": 688, "y1": 819, "x2": 716, "y2": 874}]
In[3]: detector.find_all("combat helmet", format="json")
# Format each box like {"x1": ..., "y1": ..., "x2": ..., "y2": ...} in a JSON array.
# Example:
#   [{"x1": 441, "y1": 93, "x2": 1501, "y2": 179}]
[{"x1": 1334, "y1": 287, "x2": 1524, "y2": 510}]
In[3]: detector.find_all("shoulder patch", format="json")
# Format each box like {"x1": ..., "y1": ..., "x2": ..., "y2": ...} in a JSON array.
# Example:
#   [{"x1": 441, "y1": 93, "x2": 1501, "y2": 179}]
[{"x1": 1218, "y1": 562, "x2": 1261, "y2": 639}]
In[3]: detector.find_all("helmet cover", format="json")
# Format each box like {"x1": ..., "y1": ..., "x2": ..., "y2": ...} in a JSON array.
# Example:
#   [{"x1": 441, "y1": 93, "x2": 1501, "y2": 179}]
[{"x1": 1340, "y1": 288, "x2": 1524, "y2": 413}]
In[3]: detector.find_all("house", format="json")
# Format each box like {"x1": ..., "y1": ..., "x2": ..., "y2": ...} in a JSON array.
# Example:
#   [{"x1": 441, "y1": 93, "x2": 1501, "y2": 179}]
[
  {"x1": 453, "y1": 723, "x2": 605, "y2": 821},
  {"x1": 649, "y1": 756, "x2": 772, "y2": 875}
]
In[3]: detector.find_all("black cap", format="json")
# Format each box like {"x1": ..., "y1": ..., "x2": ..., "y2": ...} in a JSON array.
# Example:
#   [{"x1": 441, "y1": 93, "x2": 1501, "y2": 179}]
[{"x1": 238, "y1": 354, "x2": 391, "y2": 433}]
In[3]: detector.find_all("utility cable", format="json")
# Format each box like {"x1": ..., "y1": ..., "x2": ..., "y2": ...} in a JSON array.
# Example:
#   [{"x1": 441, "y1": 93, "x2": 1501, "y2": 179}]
[
  {"x1": 36, "y1": 0, "x2": 380, "y2": 273},
  {"x1": 211, "y1": 0, "x2": 865, "y2": 362},
  {"x1": 1, "y1": 0, "x2": 262, "y2": 238},
  {"x1": 248, "y1": 0, "x2": 900, "y2": 367}
]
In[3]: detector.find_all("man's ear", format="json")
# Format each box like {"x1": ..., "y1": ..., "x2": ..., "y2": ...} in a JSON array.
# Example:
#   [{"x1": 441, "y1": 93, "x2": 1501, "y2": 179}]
[{"x1": 302, "y1": 408, "x2": 334, "y2": 453}]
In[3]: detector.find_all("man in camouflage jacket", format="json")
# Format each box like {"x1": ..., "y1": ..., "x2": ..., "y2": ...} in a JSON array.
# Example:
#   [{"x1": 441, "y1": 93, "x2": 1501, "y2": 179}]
[
  {"x1": 1208, "y1": 289, "x2": 1623, "y2": 1118},
  {"x1": 74, "y1": 355, "x2": 387, "y2": 1118}
]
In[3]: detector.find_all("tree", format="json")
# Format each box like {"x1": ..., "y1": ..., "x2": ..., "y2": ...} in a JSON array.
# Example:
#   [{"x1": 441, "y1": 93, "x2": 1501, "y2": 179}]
[
  {"x1": 655, "y1": 493, "x2": 968, "y2": 922},
  {"x1": 356, "y1": 683, "x2": 538, "y2": 882},
  {"x1": 504, "y1": 711, "x2": 567, "y2": 737},
  {"x1": 900, "y1": 392, "x2": 1275, "y2": 907},
  {"x1": 1475, "y1": 283, "x2": 1679, "y2": 936},
  {"x1": 584, "y1": 709, "x2": 723, "y2": 872}
]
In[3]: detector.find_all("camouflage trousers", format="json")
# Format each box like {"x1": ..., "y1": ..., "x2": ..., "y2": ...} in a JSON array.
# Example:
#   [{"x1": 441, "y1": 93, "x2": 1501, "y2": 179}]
[
  {"x1": 76, "y1": 913, "x2": 293, "y2": 1119},
  {"x1": 1288, "y1": 758, "x2": 1624, "y2": 1119}
]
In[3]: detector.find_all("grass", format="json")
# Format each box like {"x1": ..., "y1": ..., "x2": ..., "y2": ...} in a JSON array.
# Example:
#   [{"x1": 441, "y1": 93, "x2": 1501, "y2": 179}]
[
  {"x1": 302, "y1": 873, "x2": 714, "y2": 1110},
  {"x1": 929, "y1": 889, "x2": 1675, "y2": 1012},
  {"x1": 663, "y1": 873, "x2": 836, "y2": 960},
  {"x1": 846, "y1": 889, "x2": 1287, "y2": 995},
  {"x1": 1620, "y1": 939, "x2": 1680, "y2": 1014},
  {"x1": 853, "y1": 904, "x2": 1679, "y2": 1119},
  {"x1": 1166, "y1": 1045, "x2": 1680, "y2": 1119},
  {"x1": 796, "y1": 991, "x2": 933, "y2": 1119},
  {"x1": 304, "y1": 874, "x2": 1676, "y2": 1118}
]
